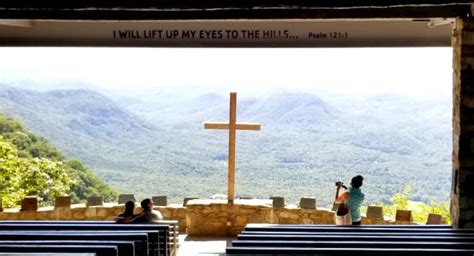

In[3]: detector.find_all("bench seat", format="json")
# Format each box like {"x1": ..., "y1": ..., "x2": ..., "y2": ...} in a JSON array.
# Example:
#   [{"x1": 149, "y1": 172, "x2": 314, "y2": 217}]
[
  {"x1": 0, "y1": 244, "x2": 117, "y2": 256},
  {"x1": 0, "y1": 231, "x2": 149, "y2": 256},
  {"x1": 0, "y1": 240, "x2": 134, "y2": 256},
  {"x1": 0, "y1": 221, "x2": 177, "y2": 256}
]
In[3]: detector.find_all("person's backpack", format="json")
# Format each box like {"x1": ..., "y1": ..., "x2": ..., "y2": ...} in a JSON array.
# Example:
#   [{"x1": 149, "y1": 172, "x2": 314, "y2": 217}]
[
  {"x1": 334, "y1": 201, "x2": 352, "y2": 225},
  {"x1": 333, "y1": 182, "x2": 352, "y2": 225}
]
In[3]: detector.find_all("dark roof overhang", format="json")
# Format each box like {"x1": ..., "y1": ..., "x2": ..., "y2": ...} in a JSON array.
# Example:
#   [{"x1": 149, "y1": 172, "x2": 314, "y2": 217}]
[{"x1": 0, "y1": 1, "x2": 472, "y2": 20}]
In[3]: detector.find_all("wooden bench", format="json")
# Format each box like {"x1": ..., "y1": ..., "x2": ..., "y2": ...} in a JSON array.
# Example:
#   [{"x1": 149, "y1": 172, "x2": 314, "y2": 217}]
[
  {"x1": 244, "y1": 224, "x2": 456, "y2": 233},
  {"x1": 240, "y1": 230, "x2": 474, "y2": 236},
  {"x1": 0, "y1": 220, "x2": 179, "y2": 256},
  {"x1": 232, "y1": 240, "x2": 474, "y2": 249},
  {"x1": 246, "y1": 223, "x2": 451, "y2": 229},
  {"x1": 0, "y1": 254, "x2": 97, "y2": 256},
  {"x1": 226, "y1": 247, "x2": 474, "y2": 255},
  {"x1": 237, "y1": 234, "x2": 474, "y2": 242},
  {"x1": 0, "y1": 245, "x2": 118, "y2": 256},
  {"x1": 0, "y1": 231, "x2": 148, "y2": 256},
  {"x1": 0, "y1": 222, "x2": 170, "y2": 256},
  {"x1": 226, "y1": 224, "x2": 474, "y2": 255},
  {"x1": 0, "y1": 240, "x2": 135, "y2": 256}
]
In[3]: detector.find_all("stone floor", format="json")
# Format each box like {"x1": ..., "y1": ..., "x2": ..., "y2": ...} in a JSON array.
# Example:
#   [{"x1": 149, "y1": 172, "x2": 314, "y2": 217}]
[{"x1": 177, "y1": 234, "x2": 234, "y2": 256}]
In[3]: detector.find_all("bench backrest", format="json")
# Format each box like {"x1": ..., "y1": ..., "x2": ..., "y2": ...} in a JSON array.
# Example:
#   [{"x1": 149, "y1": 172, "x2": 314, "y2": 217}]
[
  {"x1": 245, "y1": 224, "x2": 451, "y2": 228},
  {"x1": 0, "y1": 223, "x2": 170, "y2": 256},
  {"x1": 0, "y1": 254, "x2": 96, "y2": 256},
  {"x1": 226, "y1": 246, "x2": 474, "y2": 255},
  {"x1": 0, "y1": 221, "x2": 178, "y2": 256},
  {"x1": 0, "y1": 244, "x2": 118, "y2": 256},
  {"x1": 0, "y1": 231, "x2": 148, "y2": 256},
  {"x1": 0, "y1": 224, "x2": 163, "y2": 256},
  {"x1": 244, "y1": 226, "x2": 460, "y2": 233},
  {"x1": 241, "y1": 230, "x2": 474, "y2": 236},
  {"x1": 232, "y1": 240, "x2": 474, "y2": 249},
  {"x1": 228, "y1": 223, "x2": 470, "y2": 255},
  {"x1": 0, "y1": 240, "x2": 134, "y2": 256},
  {"x1": 237, "y1": 233, "x2": 474, "y2": 241}
]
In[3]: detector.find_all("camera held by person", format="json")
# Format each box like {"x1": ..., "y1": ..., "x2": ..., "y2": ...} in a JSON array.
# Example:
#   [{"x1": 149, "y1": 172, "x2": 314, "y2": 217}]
[{"x1": 335, "y1": 181, "x2": 347, "y2": 189}]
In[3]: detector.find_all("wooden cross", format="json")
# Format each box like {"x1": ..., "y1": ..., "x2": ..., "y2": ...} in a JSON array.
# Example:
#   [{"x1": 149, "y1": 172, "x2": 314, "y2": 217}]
[{"x1": 204, "y1": 92, "x2": 261, "y2": 205}]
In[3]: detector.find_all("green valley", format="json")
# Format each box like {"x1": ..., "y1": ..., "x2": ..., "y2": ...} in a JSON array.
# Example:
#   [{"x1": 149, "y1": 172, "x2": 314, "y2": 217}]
[{"x1": 0, "y1": 83, "x2": 451, "y2": 208}]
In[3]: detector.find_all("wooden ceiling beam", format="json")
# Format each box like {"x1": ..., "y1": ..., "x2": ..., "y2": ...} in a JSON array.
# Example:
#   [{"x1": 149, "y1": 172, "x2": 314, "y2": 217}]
[
  {"x1": 0, "y1": 4, "x2": 470, "y2": 20},
  {"x1": 0, "y1": 0, "x2": 472, "y2": 9}
]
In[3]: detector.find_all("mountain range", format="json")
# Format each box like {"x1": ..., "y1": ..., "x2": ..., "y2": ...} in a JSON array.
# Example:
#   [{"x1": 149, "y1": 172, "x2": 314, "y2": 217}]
[{"x1": 0, "y1": 83, "x2": 452, "y2": 207}]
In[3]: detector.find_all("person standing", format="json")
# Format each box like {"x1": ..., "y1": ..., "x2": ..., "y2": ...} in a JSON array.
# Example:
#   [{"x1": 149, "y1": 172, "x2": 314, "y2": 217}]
[{"x1": 336, "y1": 175, "x2": 365, "y2": 225}]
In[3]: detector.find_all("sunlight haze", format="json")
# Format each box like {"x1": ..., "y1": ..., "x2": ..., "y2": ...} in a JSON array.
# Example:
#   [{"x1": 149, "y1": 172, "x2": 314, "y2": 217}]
[{"x1": 0, "y1": 47, "x2": 452, "y2": 98}]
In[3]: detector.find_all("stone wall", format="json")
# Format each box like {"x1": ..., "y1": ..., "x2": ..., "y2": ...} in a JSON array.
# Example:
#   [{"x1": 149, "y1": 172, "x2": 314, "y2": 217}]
[
  {"x1": 0, "y1": 200, "x2": 424, "y2": 236},
  {"x1": 185, "y1": 200, "x2": 418, "y2": 236},
  {"x1": 452, "y1": 17, "x2": 474, "y2": 228},
  {"x1": 261, "y1": 207, "x2": 411, "y2": 226},
  {"x1": 0, "y1": 203, "x2": 188, "y2": 230},
  {"x1": 156, "y1": 205, "x2": 187, "y2": 230},
  {"x1": 186, "y1": 200, "x2": 272, "y2": 236},
  {"x1": 273, "y1": 208, "x2": 335, "y2": 224}
]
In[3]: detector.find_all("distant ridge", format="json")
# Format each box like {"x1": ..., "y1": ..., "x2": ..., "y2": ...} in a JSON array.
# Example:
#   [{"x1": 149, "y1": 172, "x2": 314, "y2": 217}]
[{"x1": 0, "y1": 83, "x2": 452, "y2": 206}]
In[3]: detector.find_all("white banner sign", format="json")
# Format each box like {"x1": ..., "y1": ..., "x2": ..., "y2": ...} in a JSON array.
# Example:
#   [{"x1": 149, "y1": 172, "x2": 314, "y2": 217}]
[{"x1": 0, "y1": 19, "x2": 452, "y2": 47}]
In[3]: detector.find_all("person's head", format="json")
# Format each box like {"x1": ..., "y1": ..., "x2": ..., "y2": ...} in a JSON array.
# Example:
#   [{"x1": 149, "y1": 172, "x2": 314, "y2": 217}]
[
  {"x1": 123, "y1": 200, "x2": 135, "y2": 216},
  {"x1": 141, "y1": 198, "x2": 153, "y2": 211},
  {"x1": 351, "y1": 175, "x2": 364, "y2": 189}
]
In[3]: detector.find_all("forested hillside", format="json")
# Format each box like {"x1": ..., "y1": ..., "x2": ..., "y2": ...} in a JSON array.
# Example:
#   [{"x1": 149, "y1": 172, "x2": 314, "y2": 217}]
[
  {"x1": 0, "y1": 83, "x2": 451, "y2": 207},
  {"x1": 0, "y1": 113, "x2": 117, "y2": 207}
]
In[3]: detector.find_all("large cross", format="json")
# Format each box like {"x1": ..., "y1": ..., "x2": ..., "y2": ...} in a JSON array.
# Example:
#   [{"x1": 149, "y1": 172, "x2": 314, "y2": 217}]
[{"x1": 204, "y1": 92, "x2": 261, "y2": 205}]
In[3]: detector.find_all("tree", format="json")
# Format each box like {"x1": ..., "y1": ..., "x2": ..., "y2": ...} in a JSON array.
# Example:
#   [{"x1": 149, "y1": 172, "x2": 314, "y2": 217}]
[
  {"x1": 0, "y1": 136, "x2": 22, "y2": 207},
  {"x1": 0, "y1": 114, "x2": 117, "y2": 205},
  {"x1": 65, "y1": 160, "x2": 117, "y2": 203},
  {"x1": 0, "y1": 136, "x2": 73, "y2": 207},
  {"x1": 379, "y1": 184, "x2": 450, "y2": 224}
]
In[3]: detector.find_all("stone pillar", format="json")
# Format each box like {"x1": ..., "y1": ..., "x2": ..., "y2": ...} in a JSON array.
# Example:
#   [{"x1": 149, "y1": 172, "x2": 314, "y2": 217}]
[{"x1": 452, "y1": 17, "x2": 474, "y2": 228}]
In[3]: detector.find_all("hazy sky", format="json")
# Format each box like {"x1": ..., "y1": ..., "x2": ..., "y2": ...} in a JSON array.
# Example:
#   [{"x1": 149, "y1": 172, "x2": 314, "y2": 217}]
[{"x1": 0, "y1": 47, "x2": 452, "y2": 98}]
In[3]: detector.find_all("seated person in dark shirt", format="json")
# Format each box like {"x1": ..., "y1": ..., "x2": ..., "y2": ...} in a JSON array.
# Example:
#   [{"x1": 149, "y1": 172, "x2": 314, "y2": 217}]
[
  {"x1": 131, "y1": 198, "x2": 164, "y2": 223},
  {"x1": 115, "y1": 200, "x2": 136, "y2": 224}
]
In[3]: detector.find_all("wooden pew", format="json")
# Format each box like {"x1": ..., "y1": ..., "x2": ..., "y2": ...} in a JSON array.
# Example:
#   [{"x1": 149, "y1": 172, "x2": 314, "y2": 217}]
[
  {"x1": 241, "y1": 230, "x2": 474, "y2": 236},
  {"x1": 0, "y1": 240, "x2": 134, "y2": 256},
  {"x1": 246, "y1": 223, "x2": 451, "y2": 229},
  {"x1": 232, "y1": 240, "x2": 474, "y2": 249},
  {"x1": 226, "y1": 247, "x2": 474, "y2": 255},
  {"x1": 227, "y1": 224, "x2": 474, "y2": 255},
  {"x1": 0, "y1": 254, "x2": 96, "y2": 256},
  {"x1": 0, "y1": 244, "x2": 118, "y2": 256},
  {"x1": 0, "y1": 223, "x2": 167, "y2": 256},
  {"x1": 237, "y1": 234, "x2": 474, "y2": 242},
  {"x1": 0, "y1": 231, "x2": 149, "y2": 256},
  {"x1": 0, "y1": 220, "x2": 178, "y2": 256},
  {"x1": 244, "y1": 224, "x2": 457, "y2": 233}
]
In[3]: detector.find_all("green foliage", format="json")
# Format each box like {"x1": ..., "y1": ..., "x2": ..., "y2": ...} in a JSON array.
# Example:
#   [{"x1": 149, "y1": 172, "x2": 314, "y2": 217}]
[
  {"x1": 29, "y1": 139, "x2": 64, "y2": 160},
  {"x1": 0, "y1": 114, "x2": 117, "y2": 207},
  {"x1": 0, "y1": 136, "x2": 23, "y2": 207},
  {"x1": 0, "y1": 115, "x2": 64, "y2": 160},
  {"x1": 416, "y1": 200, "x2": 451, "y2": 224},
  {"x1": 65, "y1": 160, "x2": 117, "y2": 203},
  {"x1": 378, "y1": 185, "x2": 450, "y2": 224},
  {"x1": 0, "y1": 136, "x2": 72, "y2": 207},
  {"x1": 390, "y1": 185, "x2": 412, "y2": 212}
]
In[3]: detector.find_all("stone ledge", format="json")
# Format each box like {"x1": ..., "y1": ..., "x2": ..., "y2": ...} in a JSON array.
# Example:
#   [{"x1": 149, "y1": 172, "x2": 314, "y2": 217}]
[
  {"x1": 186, "y1": 199, "x2": 272, "y2": 206},
  {"x1": 0, "y1": 201, "x2": 424, "y2": 236}
]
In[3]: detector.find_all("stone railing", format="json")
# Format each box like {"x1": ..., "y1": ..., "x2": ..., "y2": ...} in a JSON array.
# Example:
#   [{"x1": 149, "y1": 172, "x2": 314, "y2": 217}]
[
  {"x1": 186, "y1": 200, "x2": 273, "y2": 235},
  {"x1": 0, "y1": 196, "x2": 445, "y2": 236},
  {"x1": 185, "y1": 200, "x2": 426, "y2": 235},
  {"x1": 0, "y1": 203, "x2": 188, "y2": 229}
]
